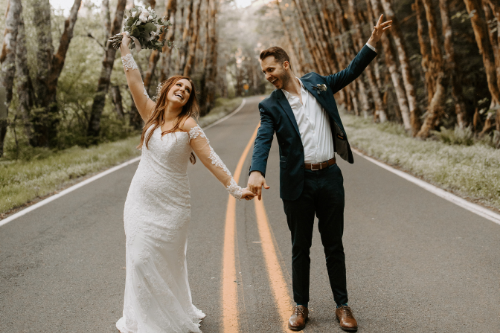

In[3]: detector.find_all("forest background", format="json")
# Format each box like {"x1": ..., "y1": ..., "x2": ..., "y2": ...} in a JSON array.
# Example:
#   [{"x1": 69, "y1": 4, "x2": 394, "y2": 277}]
[{"x1": 1, "y1": 0, "x2": 500, "y2": 215}]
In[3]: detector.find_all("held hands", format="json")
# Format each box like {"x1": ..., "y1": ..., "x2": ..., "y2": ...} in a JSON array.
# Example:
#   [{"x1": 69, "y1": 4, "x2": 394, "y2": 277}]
[
  {"x1": 248, "y1": 171, "x2": 270, "y2": 201},
  {"x1": 367, "y1": 14, "x2": 392, "y2": 47},
  {"x1": 241, "y1": 188, "x2": 256, "y2": 201}
]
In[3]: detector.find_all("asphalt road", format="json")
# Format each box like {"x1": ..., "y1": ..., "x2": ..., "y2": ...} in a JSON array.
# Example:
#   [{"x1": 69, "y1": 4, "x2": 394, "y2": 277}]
[{"x1": 1, "y1": 95, "x2": 500, "y2": 332}]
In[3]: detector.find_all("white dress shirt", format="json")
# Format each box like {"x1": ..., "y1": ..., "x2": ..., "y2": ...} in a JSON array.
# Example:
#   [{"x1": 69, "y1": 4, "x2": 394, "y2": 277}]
[
  {"x1": 281, "y1": 44, "x2": 376, "y2": 163},
  {"x1": 282, "y1": 78, "x2": 335, "y2": 163}
]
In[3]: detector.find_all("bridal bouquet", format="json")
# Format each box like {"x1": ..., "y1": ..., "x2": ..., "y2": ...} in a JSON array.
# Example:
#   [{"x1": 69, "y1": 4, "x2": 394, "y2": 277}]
[{"x1": 108, "y1": 6, "x2": 171, "y2": 52}]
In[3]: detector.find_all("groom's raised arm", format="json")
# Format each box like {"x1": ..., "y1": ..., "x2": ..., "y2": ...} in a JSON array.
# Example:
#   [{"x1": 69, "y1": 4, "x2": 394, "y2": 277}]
[
  {"x1": 326, "y1": 45, "x2": 377, "y2": 94},
  {"x1": 327, "y1": 14, "x2": 392, "y2": 94}
]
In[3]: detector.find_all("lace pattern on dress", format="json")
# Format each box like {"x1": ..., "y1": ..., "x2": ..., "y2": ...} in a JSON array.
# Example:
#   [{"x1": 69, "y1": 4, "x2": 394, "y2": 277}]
[
  {"x1": 143, "y1": 86, "x2": 149, "y2": 98},
  {"x1": 121, "y1": 54, "x2": 138, "y2": 71},
  {"x1": 188, "y1": 125, "x2": 243, "y2": 199},
  {"x1": 188, "y1": 125, "x2": 205, "y2": 140}
]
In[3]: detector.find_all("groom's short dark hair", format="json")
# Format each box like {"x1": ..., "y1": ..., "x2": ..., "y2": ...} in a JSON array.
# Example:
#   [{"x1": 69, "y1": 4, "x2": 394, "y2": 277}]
[{"x1": 260, "y1": 46, "x2": 292, "y2": 70}]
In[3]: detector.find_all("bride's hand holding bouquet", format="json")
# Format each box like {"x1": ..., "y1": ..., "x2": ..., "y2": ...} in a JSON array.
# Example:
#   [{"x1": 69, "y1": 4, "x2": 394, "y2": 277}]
[{"x1": 109, "y1": 6, "x2": 171, "y2": 52}]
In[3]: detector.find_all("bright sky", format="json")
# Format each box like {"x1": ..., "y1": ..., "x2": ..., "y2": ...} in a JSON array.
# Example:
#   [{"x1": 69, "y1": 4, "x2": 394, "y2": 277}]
[{"x1": 50, "y1": 0, "x2": 253, "y2": 13}]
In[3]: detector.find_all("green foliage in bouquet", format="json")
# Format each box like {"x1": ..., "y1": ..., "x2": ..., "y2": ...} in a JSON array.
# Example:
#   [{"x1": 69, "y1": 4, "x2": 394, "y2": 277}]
[{"x1": 109, "y1": 6, "x2": 172, "y2": 51}]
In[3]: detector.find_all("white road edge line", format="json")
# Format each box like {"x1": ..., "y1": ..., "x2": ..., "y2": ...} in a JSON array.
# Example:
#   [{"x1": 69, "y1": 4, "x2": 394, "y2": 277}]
[
  {"x1": 0, "y1": 98, "x2": 248, "y2": 228},
  {"x1": 352, "y1": 149, "x2": 500, "y2": 226}
]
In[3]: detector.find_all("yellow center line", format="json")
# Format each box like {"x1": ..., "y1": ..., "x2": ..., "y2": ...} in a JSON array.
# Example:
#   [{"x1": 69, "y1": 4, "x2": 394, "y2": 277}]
[
  {"x1": 221, "y1": 123, "x2": 260, "y2": 333},
  {"x1": 254, "y1": 198, "x2": 294, "y2": 332}
]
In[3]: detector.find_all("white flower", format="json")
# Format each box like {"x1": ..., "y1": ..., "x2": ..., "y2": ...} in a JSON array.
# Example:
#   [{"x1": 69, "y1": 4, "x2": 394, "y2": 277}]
[
  {"x1": 148, "y1": 15, "x2": 153, "y2": 20},
  {"x1": 139, "y1": 12, "x2": 149, "y2": 23}
]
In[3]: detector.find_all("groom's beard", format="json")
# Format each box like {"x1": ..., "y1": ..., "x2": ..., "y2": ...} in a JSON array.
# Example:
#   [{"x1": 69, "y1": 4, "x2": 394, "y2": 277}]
[{"x1": 273, "y1": 72, "x2": 291, "y2": 90}]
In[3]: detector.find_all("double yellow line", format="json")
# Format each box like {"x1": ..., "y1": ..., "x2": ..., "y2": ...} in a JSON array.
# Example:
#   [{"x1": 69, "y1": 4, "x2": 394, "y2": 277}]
[{"x1": 221, "y1": 124, "x2": 294, "y2": 332}]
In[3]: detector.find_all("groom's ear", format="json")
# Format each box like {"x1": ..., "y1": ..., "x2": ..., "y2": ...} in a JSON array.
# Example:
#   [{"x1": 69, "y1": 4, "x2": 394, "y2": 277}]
[{"x1": 283, "y1": 60, "x2": 292, "y2": 71}]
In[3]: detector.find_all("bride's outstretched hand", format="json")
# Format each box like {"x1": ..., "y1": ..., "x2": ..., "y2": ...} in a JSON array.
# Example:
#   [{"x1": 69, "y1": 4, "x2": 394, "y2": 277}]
[{"x1": 241, "y1": 188, "x2": 256, "y2": 201}]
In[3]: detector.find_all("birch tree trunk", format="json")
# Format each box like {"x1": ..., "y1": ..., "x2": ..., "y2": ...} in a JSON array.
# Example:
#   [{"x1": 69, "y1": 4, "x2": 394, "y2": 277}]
[
  {"x1": 276, "y1": 0, "x2": 303, "y2": 75},
  {"x1": 30, "y1": 0, "x2": 82, "y2": 147},
  {"x1": 200, "y1": 0, "x2": 218, "y2": 116},
  {"x1": 348, "y1": 0, "x2": 386, "y2": 120},
  {"x1": 0, "y1": 0, "x2": 21, "y2": 156},
  {"x1": 417, "y1": 0, "x2": 448, "y2": 138},
  {"x1": 292, "y1": 0, "x2": 324, "y2": 73},
  {"x1": 332, "y1": 0, "x2": 371, "y2": 117},
  {"x1": 87, "y1": 0, "x2": 127, "y2": 141},
  {"x1": 482, "y1": 0, "x2": 500, "y2": 131},
  {"x1": 414, "y1": 0, "x2": 433, "y2": 102},
  {"x1": 370, "y1": 0, "x2": 408, "y2": 123},
  {"x1": 159, "y1": 0, "x2": 177, "y2": 82},
  {"x1": 301, "y1": 0, "x2": 332, "y2": 73},
  {"x1": 15, "y1": 11, "x2": 35, "y2": 144},
  {"x1": 463, "y1": 0, "x2": 500, "y2": 134},
  {"x1": 176, "y1": 0, "x2": 194, "y2": 74},
  {"x1": 439, "y1": 0, "x2": 468, "y2": 128},
  {"x1": 381, "y1": 0, "x2": 419, "y2": 133},
  {"x1": 183, "y1": 0, "x2": 202, "y2": 76}
]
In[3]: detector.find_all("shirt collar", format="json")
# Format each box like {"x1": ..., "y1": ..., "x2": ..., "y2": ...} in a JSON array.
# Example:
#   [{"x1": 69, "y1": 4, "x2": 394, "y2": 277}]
[{"x1": 282, "y1": 77, "x2": 304, "y2": 99}]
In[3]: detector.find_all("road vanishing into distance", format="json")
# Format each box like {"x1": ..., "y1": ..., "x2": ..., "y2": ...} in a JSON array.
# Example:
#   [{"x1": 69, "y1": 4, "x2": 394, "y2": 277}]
[{"x1": 1, "y1": 95, "x2": 500, "y2": 332}]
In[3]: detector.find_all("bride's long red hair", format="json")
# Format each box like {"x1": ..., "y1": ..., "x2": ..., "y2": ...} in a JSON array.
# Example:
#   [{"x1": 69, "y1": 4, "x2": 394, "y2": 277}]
[{"x1": 138, "y1": 75, "x2": 199, "y2": 150}]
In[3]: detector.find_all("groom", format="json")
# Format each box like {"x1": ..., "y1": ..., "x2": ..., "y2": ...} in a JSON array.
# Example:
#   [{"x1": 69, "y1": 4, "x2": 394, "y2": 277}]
[{"x1": 248, "y1": 15, "x2": 392, "y2": 331}]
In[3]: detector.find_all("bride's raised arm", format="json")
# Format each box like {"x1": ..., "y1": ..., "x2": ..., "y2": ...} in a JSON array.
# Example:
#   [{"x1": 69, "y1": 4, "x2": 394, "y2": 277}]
[
  {"x1": 119, "y1": 34, "x2": 156, "y2": 122},
  {"x1": 182, "y1": 118, "x2": 254, "y2": 200}
]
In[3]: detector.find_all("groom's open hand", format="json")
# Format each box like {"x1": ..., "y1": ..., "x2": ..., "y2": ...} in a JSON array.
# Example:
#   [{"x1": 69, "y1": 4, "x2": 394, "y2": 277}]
[
  {"x1": 248, "y1": 171, "x2": 270, "y2": 201},
  {"x1": 367, "y1": 14, "x2": 392, "y2": 48}
]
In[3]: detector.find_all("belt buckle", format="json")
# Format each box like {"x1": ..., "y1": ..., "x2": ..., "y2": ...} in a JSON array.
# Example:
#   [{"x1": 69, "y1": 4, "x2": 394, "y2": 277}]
[{"x1": 310, "y1": 163, "x2": 319, "y2": 171}]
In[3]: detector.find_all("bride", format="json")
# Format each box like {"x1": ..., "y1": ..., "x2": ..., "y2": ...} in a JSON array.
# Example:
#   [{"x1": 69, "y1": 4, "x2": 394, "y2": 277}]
[{"x1": 115, "y1": 33, "x2": 255, "y2": 333}]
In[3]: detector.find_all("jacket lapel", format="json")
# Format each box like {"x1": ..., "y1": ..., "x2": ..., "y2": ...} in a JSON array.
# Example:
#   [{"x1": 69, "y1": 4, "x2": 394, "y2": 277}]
[
  {"x1": 302, "y1": 80, "x2": 331, "y2": 113},
  {"x1": 277, "y1": 89, "x2": 301, "y2": 137}
]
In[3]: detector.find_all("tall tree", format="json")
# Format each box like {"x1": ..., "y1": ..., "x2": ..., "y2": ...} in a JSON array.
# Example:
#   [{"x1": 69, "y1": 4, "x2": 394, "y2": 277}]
[
  {"x1": 199, "y1": 0, "x2": 219, "y2": 116},
  {"x1": 370, "y1": 0, "x2": 408, "y2": 123},
  {"x1": 417, "y1": 0, "x2": 448, "y2": 138},
  {"x1": 87, "y1": 0, "x2": 127, "y2": 142},
  {"x1": 348, "y1": 0, "x2": 387, "y2": 121},
  {"x1": 463, "y1": 0, "x2": 500, "y2": 134},
  {"x1": 439, "y1": 0, "x2": 468, "y2": 128},
  {"x1": 15, "y1": 10, "x2": 35, "y2": 144},
  {"x1": 30, "y1": 0, "x2": 82, "y2": 147},
  {"x1": 159, "y1": 0, "x2": 178, "y2": 82},
  {"x1": 183, "y1": 0, "x2": 202, "y2": 76},
  {"x1": 0, "y1": 0, "x2": 21, "y2": 156},
  {"x1": 276, "y1": 0, "x2": 303, "y2": 75},
  {"x1": 381, "y1": 0, "x2": 420, "y2": 134},
  {"x1": 176, "y1": 0, "x2": 194, "y2": 74}
]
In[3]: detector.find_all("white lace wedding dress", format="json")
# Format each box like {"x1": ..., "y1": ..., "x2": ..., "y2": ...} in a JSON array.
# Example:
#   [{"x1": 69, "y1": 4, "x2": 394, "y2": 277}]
[{"x1": 116, "y1": 124, "x2": 243, "y2": 333}]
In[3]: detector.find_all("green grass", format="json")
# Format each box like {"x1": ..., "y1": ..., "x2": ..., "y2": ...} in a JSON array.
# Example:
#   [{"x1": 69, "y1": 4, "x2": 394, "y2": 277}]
[
  {"x1": 342, "y1": 114, "x2": 500, "y2": 211},
  {"x1": 0, "y1": 97, "x2": 244, "y2": 216},
  {"x1": 0, "y1": 136, "x2": 142, "y2": 215}
]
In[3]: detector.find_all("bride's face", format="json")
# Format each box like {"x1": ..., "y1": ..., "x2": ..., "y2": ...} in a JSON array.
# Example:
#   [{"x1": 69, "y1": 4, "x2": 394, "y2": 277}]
[{"x1": 166, "y1": 79, "x2": 192, "y2": 107}]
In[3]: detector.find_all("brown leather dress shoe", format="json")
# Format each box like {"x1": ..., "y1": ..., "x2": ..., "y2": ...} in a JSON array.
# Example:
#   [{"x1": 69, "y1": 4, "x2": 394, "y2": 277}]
[
  {"x1": 335, "y1": 306, "x2": 358, "y2": 331},
  {"x1": 288, "y1": 305, "x2": 309, "y2": 331}
]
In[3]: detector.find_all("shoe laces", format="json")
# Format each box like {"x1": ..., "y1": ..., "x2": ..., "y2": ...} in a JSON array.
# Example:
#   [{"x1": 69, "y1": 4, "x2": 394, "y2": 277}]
[
  {"x1": 293, "y1": 306, "x2": 306, "y2": 316},
  {"x1": 339, "y1": 306, "x2": 354, "y2": 318}
]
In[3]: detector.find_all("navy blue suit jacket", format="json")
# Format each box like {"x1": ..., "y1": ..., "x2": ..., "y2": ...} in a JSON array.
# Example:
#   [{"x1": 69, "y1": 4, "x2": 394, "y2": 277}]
[{"x1": 249, "y1": 45, "x2": 377, "y2": 201}]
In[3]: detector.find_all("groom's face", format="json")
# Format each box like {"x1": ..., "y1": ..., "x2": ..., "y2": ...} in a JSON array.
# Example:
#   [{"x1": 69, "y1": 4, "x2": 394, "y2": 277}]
[{"x1": 261, "y1": 56, "x2": 290, "y2": 90}]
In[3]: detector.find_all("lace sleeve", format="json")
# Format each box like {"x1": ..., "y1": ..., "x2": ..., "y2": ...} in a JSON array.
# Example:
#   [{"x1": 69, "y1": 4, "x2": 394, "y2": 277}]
[
  {"x1": 121, "y1": 53, "x2": 155, "y2": 120},
  {"x1": 188, "y1": 125, "x2": 243, "y2": 199}
]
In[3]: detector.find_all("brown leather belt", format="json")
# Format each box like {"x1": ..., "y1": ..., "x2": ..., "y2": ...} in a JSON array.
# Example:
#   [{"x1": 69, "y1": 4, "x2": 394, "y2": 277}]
[{"x1": 304, "y1": 157, "x2": 336, "y2": 171}]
